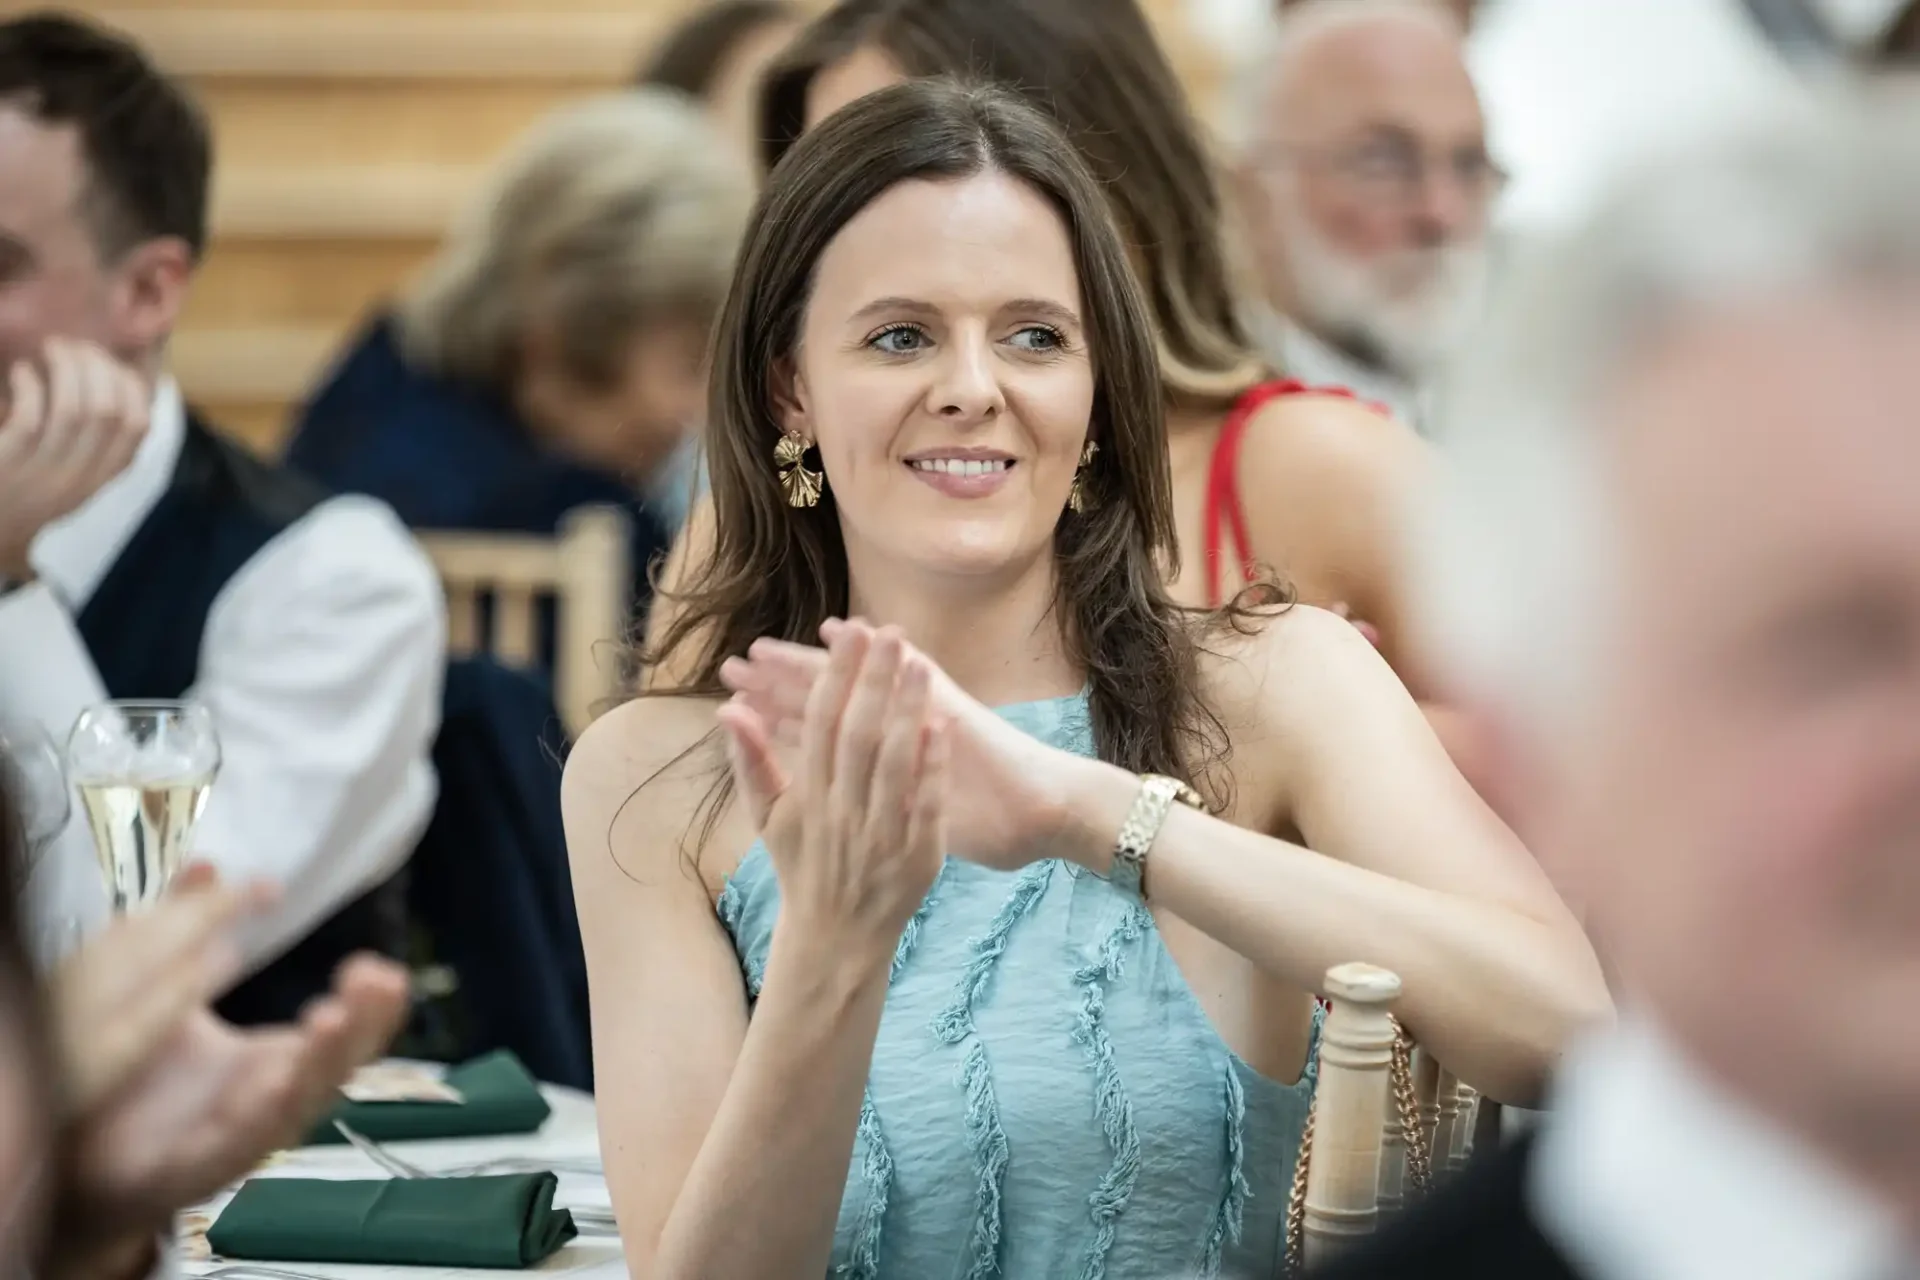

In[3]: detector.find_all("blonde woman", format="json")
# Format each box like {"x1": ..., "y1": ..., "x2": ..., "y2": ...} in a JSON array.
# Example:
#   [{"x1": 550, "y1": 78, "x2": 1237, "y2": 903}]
[{"x1": 288, "y1": 89, "x2": 753, "y2": 611}]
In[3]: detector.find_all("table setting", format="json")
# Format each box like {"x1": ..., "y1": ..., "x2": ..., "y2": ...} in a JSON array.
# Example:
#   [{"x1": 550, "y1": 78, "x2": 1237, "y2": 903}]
[
  {"x1": 182, "y1": 1050, "x2": 625, "y2": 1279},
  {"x1": 0, "y1": 700, "x2": 626, "y2": 1278}
]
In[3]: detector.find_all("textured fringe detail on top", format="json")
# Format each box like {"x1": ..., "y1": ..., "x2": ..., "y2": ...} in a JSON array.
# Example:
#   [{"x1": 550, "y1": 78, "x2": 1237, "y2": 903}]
[
  {"x1": 930, "y1": 863, "x2": 1055, "y2": 1280},
  {"x1": 715, "y1": 876, "x2": 766, "y2": 999},
  {"x1": 1071, "y1": 904, "x2": 1152, "y2": 1280},
  {"x1": 1196, "y1": 1067, "x2": 1250, "y2": 1278},
  {"x1": 836, "y1": 866, "x2": 948, "y2": 1280},
  {"x1": 1303, "y1": 998, "x2": 1329, "y2": 1090}
]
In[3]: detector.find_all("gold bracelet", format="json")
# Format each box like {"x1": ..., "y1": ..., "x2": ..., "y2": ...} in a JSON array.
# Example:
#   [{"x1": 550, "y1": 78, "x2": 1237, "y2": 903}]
[{"x1": 1107, "y1": 774, "x2": 1202, "y2": 899}]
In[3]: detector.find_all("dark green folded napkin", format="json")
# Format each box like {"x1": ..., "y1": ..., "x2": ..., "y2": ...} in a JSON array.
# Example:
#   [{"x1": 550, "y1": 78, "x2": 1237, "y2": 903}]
[
  {"x1": 207, "y1": 1173, "x2": 578, "y2": 1268},
  {"x1": 305, "y1": 1050, "x2": 552, "y2": 1145}
]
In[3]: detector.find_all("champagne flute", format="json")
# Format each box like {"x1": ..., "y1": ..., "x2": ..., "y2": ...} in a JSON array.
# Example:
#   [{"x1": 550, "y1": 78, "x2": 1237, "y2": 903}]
[
  {"x1": 66, "y1": 701, "x2": 219, "y2": 913},
  {"x1": 0, "y1": 714, "x2": 71, "y2": 890}
]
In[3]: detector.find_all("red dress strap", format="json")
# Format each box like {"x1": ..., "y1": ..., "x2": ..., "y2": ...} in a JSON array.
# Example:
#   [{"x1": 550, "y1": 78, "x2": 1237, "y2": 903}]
[{"x1": 1202, "y1": 379, "x2": 1378, "y2": 606}]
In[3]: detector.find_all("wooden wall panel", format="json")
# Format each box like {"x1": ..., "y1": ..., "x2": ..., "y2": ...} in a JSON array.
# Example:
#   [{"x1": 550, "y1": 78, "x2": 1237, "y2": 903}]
[
  {"x1": 85, "y1": 8, "x2": 670, "y2": 78},
  {"x1": 201, "y1": 82, "x2": 587, "y2": 169},
  {"x1": 184, "y1": 240, "x2": 436, "y2": 329},
  {"x1": 172, "y1": 326, "x2": 339, "y2": 402},
  {"x1": 79, "y1": 0, "x2": 683, "y2": 10},
  {"x1": 206, "y1": 402, "x2": 298, "y2": 456}
]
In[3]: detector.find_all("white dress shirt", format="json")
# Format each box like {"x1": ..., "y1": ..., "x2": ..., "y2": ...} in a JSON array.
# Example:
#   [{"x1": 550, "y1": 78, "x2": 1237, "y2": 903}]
[
  {"x1": 1241, "y1": 304, "x2": 1426, "y2": 431},
  {"x1": 1532, "y1": 1015, "x2": 1916, "y2": 1280},
  {"x1": 0, "y1": 380, "x2": 445, "y2": 971}
]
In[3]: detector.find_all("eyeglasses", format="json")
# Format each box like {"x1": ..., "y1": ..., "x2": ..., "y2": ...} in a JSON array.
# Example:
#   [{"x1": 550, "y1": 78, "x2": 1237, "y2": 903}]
[{"x1": 1259, "y1": 136, "x2": 1509, "y2": 212}]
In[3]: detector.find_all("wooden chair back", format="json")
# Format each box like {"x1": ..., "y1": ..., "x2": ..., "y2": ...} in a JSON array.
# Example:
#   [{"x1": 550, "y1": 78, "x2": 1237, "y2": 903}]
[
  {"x1": 1295, "y1": 963, "x2": 1403, "y2": 1269},
  {"x1": 416, "y1": 505, "x2": 631, "y2": 736},
  {"x1": 1288, "y1": 963, "x2": 1491, "y2": 1274}
]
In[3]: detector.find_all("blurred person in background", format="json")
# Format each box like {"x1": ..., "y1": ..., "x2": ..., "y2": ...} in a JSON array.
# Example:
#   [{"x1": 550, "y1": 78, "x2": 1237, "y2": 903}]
[
  {"x1": 1316, "y1": 98, "x2": 1920, "y2": 1279},
  {"x1": 650, "y1": 0, "x2": 1448, "y2": 708},
  {"x1": 1230, "y1": 0, "x2": 1498, "y2": 431},
  {"x1": 1464, "y1": 0, "x2": 1893, "y2": 240},
  {"x1": 0, "y1": 13, "x2": 443, "y2": 1027},
  {"x1": 637, "y1": 0, "x2": 802, "y2": 168},
  {"x1": 0, "y1": 763, "x2": 408, "y2": 1280},
  {"x1": 633, "y1": 0, "x2": 802, "y2": 523},
  {"x1": 288, "y1": 90, "x2": 754, "y2": 621}
]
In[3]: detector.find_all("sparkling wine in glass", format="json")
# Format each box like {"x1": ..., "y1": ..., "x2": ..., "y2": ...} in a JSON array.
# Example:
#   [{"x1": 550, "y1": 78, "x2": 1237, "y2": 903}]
[{"x1": 67, "y1": 701, "x2": 219, "y2": 913}]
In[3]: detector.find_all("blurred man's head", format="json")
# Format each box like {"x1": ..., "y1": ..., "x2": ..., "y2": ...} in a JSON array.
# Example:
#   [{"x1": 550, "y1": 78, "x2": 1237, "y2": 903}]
[
  {"x1": 1423, "y1": 100, "x2": 1920, "y2": 1214},
  {"x1": 1232, "y1": 0, "x2": 1494, "y2": 379},
  {"x1": 0, "y1": 13, "x2": 207, "y2": 376}
]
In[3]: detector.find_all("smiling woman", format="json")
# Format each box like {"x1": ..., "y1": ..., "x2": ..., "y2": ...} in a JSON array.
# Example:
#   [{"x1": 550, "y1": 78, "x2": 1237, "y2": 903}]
[
  {"x1": 777, "y1": 178, "x2": 1102, "y2": 576},
  {"x1": 651, "y1": 77, "x2": 1188, "y2": 765},
  {"x1": 563, "y1": 78, "x2": 1606, "y2": 1280},
  {"x1": 646, "y1": 0, "x2": 1452, "y2": 726}
]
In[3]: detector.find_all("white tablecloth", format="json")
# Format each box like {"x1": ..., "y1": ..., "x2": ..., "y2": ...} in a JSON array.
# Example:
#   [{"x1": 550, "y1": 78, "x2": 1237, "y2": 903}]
[{"x1": 185, "y1": 1083, "x2": 624, "y2": 1280}]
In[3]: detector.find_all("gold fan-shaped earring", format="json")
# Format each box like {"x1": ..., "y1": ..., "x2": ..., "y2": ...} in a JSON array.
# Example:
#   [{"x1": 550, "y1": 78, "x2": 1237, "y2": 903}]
[
  {"x1": 774, "y1": 433, "x2": 823, "y2": 508},
  {"x1": 1067, "y1": 439, "x2": 1099, "y2": 514}
]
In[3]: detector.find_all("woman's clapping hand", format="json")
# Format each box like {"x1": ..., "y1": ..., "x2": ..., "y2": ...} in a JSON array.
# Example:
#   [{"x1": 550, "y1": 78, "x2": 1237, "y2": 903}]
[
  {"x1": 718, "y1": 624, "x2": 950, "y2": 960},
  {"x1": 720, "y1": 619, "x2": 1078, "y2": 875}
]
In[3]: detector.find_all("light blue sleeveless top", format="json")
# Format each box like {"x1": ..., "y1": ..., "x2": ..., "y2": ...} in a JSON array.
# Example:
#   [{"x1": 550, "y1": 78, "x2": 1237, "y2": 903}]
[{"x1": 717, "y1": 694, "x2": 1318, "y2": 1280}]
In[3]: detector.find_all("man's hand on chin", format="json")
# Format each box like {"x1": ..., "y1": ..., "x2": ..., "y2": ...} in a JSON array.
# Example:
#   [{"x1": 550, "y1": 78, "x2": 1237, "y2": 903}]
[
  {"x1": 0, "y1": 339, "x2": 150, "y2": 579},
  {"x1": 50, "y1": 953, "x2": 408, "y2": 1272}
]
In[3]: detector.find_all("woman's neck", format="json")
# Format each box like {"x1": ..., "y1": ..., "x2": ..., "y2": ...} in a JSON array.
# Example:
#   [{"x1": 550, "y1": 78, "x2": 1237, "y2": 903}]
[{"x1": 845, "y1": 554, "x2": 1081, "y2": 708}]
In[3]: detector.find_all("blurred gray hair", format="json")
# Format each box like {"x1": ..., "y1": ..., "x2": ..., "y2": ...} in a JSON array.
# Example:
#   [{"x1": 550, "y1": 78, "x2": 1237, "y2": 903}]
[
  {"x1": 1415, "y1": 88, "x2": 1920, "y2": 720},
  {"x1": 400, "y1": 90, "x2": 752, "y2": 393},
  {"x1": 1218, "y1": 0, "x2": 1465, "y2": 155}
]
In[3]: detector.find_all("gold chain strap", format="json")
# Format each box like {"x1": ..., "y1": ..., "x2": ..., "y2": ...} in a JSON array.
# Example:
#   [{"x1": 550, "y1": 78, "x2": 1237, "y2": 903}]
[
  {"x1": 1283, "y1": 1015, "x2": 1431, "y2": 1277},
  {"x1": 1391, "y1": 1022, "x2": 1434, "y2": 1195},
  {"x1": 1283, "y1": 1088, "x2": 1316, "y2": 1273}
]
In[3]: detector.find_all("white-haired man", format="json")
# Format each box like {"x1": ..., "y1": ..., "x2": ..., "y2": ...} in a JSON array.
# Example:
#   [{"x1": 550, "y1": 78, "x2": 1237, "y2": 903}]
[
  {"x1": 1311, "y1": 96, "x2": 1920, "y2": 1279},
  {"x1": 1229, "y1": 0, "x2": 1497, "y2": 431}
]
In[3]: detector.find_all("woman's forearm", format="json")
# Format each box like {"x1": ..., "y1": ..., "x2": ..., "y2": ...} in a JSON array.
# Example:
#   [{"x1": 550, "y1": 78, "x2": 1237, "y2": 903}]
[
  {"x1": 651, "y1": 927, "x2": 888, "y2": 1279},
  {"x1": 1054, "y1": 760, "x2": 1609, "y2": 1104}
]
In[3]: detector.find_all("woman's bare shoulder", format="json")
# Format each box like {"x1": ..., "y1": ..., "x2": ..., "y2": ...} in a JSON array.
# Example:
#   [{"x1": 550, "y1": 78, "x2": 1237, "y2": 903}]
[
  {"x1": 1239, "y1": 392, "x2": 1429, "y2": 509},
  {"x1": 1245, "y1": 386, "x2": 1420, "y2": 450},
  {"x1": 1199, "y1": 602, "x2": 1393, "y2": 735},
  {"x1": 562, "y1": 693, "x2": 736, "y2": 893},
  {"x1": 1196, "y1": 602, "x2": 1427, "y2": 821}
]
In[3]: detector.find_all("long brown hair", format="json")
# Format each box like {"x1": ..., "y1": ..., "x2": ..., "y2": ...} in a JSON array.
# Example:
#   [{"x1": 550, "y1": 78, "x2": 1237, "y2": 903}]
[
  {"x1": 648, "y1": 79, "x2": 1246, "y2": 830},
  {"x1": 759, "y1": 0, "x2": 1267, "y2": 407}
]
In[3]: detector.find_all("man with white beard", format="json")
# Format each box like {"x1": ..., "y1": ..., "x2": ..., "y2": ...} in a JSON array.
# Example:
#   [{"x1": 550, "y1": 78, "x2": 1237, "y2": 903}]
[
  {"x1": 1311, "y1": 93, "x2": 1920, "y2": 1280},
  {"x1": 1229, "y1": 0, "x2": 1496, "y2": 431}
]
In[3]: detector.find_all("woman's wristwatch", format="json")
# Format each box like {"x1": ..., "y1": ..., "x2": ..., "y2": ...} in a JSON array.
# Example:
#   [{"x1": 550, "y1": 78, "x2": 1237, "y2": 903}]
[{"x1": 1108, "y1": 774, "x2": 1203, "y2": 900}]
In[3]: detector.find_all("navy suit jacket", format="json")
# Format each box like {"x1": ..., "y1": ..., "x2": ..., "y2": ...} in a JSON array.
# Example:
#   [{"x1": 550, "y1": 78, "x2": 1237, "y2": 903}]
[{"x1": 286, "y1": 311, "x2": 669, "y2": 620}]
